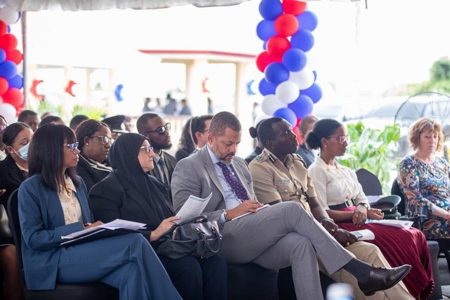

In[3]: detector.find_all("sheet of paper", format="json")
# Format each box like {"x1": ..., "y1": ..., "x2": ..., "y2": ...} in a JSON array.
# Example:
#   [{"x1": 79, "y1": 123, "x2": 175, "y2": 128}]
[
  {"x1": 366, "y1": 219, "x2": 413, "y2": 229},
  {"x1": 62, "y1": 219, "x2": 146, "y2": 239},
  {"x1": 351, "y1": 229, "x2": 375, "y2": 241},
  {"x1": 176, "y1": 193, "x2": 213, "y2": 222},
  {"x1": 231, "y1": 204, "x2": 270, "y2": 221}
]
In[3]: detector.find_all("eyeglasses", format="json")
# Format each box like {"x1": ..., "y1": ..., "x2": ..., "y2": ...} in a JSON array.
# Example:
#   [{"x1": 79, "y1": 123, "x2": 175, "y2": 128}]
[
  {"x1": 64, "y1": 142, "x2": 79, "y2": 152},
  {"x1": 91, "y1": 135, "x2": 112, "y2": 145},
  {"x1": 330, "y1": 135, "x2": 350, "y2": 144},
  {"x1": 140, "y1": 145, "x2": 154, "y2": 153},
  {"x1": 145, "y1": 123, "x2": 171, "y2": 135}
]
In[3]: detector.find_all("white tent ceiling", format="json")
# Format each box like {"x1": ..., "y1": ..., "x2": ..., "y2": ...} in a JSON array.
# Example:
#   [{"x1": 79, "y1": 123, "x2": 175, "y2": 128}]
[{"x1": 8, "y1": 0, "x2": 250, "y2": 11}]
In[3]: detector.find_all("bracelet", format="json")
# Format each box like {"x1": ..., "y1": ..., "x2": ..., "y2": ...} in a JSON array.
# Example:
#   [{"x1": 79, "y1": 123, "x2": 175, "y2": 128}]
[{"x1": 319, "y1": 217, "x2": 337, "y2": 235}]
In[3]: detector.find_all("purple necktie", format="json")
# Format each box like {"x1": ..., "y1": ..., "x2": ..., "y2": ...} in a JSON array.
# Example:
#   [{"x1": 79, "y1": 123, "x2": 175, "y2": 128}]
[{"x1": 217, "y1": 162, "x2": 249, "y2": 201}]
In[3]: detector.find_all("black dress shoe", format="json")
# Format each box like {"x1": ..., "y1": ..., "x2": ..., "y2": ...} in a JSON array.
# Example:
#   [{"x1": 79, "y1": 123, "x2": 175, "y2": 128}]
[{"x1": 358, "y1": 264, "x2": 411, "y2": 296}]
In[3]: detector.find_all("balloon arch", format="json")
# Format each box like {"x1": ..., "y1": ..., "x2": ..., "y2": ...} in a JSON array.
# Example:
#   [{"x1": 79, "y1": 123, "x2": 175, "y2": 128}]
[{"x1": 256, "y1": 0, "x2": 322, "y2": 128}]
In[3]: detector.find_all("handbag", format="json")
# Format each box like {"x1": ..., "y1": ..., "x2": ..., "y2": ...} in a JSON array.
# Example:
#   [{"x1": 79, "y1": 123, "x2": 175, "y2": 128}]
[
  {"x1": 0, "y1": 204, "x2": 12, "y2": 243},
  {"x1": 157, "y1": 215, "x2": 222, "y2": 259}
]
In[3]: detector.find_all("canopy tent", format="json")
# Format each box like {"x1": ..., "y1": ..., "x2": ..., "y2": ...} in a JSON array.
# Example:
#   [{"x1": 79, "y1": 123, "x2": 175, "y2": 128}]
[{"x1": 8, "y1": 0, "x2": 250, "y2": 11}]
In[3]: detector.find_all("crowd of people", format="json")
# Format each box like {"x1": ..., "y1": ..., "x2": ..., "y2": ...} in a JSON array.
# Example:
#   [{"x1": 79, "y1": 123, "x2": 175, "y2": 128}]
[{"x1": 0, "y1": 107, "x2": 446, "y2": 300}]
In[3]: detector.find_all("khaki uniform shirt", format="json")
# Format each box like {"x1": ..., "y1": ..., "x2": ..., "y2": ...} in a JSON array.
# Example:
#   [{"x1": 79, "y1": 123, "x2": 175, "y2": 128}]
[{"x1": 248, "y1": 148, "x2": 316, "y2": 213}]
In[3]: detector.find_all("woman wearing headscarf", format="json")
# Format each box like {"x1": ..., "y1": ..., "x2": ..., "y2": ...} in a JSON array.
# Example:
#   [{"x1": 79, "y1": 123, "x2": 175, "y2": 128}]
[
  {"x1": 89, "y1": 133, "x2": 227, "y2": 300},
  {"x1": 307, "y1": 119, "x2": 433, "y2": 299},
  {"x1": 75, "y1": 119, "x2": 112, "y2": 192},
  {"x1": 19, "y1": 125, "x2": 180, "y2": 300}
]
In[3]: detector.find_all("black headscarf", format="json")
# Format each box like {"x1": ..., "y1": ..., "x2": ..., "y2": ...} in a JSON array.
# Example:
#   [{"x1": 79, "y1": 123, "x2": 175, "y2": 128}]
[{"x1": 109, "y1": 133, "x2": 174, "y2": 229}]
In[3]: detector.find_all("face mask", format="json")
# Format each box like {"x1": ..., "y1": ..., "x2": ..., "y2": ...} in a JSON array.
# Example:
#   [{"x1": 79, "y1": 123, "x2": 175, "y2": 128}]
[{"x1": 17, "y1": 143, "x2": 29, "y2": 160}]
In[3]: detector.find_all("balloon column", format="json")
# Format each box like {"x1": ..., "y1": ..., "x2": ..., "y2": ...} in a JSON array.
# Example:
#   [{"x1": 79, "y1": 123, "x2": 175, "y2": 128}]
[
  {"x1": 256, "y1": 0, "x2": 322, "y2": 127},
  {"x1": 0, "y1": 5, "x2": 22, "y2": 121}
]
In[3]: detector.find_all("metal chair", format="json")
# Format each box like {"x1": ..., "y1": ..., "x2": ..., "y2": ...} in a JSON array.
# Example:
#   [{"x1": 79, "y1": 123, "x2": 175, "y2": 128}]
[{"x1": 7, "y1": 189, "x2": 119, "y2": 300}]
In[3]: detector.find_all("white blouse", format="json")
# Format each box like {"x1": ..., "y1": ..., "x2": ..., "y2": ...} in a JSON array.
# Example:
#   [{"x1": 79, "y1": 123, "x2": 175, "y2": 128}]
[
  {"x1": 308, "y1": 157, "x2": 368, "y2": 210},
  {"x1": 58, "y1": 177, "x2": 82, "y2": 225}
]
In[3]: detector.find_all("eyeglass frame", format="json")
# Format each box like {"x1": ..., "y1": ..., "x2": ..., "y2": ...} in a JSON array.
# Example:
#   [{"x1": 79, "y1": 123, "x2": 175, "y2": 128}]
[
  {"x1": 329, "y1": 135, "x2": 350, "y2": 144},
  {"x1": 64, "y1": 142, "x2": 79, "y2": 152},
  {"x1": 90, "y1": 135, "x2": 113, "y2": 145},
  {"x1": 140, "y1": 145, "x2": 154, "y2": 153},
  {"x1": 143, "y1": 123, "x2": 171, "y2": 135}
]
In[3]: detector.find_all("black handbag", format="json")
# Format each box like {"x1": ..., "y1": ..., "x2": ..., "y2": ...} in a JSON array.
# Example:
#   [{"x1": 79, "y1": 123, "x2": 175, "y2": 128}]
[{"x1": 157, "y1": 215, "x2": 222, "y2": 259}]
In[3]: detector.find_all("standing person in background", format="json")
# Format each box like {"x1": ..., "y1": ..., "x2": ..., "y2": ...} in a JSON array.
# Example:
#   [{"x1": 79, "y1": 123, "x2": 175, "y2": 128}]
[
  {"x1": 175, "y1": 115, "x2": 212, "y2": 161},
  {"x1": 137, "y1": 113, "x2": 176, "y2": 186},
  {"x1": 19, "y1": 124, "x2": 181, "y2": 300},
  {"x1": 296, "y1": 115, "x2": 318, "y2": 168},
  {"x1": 69, "y1": 115, "x2": 88, "y2": 131},
  {"x1": 0, "y1": 123, "x2": 33, "y2": 206},
  {"x1": 75, "y1": 120, "x2": 113, "y2": 192},
  {"x1": 18, "y1": 110, "x2": 40, "y2": 132},
  {"x1": 143, "y1": 97, "x2": 153, "y2": 113},
  {"x1": 163, "y1": 93, "x2": 177, "y2": 116},
  {"x1": 179, "y1": 99, "x2": 192, "y2": 116}
]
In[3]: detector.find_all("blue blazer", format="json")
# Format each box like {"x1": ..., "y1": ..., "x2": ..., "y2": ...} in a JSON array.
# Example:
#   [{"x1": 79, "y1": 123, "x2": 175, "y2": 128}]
[{"x1": 18, "y1": 175, "x2": 93, "y2": 290}]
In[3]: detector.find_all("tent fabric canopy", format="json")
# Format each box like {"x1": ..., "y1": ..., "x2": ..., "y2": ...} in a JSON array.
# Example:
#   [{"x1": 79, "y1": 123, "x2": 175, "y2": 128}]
[{"x1": 8, "y1": 0, "x2": 249, "y2": 11}]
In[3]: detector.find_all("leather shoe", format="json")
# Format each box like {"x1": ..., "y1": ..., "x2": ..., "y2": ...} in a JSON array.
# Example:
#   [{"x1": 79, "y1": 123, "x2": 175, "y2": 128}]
[{"x1": 358, "y1": 264, "x2": 411, "y2": 296}]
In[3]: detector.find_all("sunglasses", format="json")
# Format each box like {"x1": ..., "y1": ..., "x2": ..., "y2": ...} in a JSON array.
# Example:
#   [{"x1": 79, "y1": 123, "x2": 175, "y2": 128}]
[
  {"x1": 145, "y1": 123, "x2": 171, "y2": 135},
  {"x1": 64, "y1": 142, "x2": 79, "y2": 152},
  {"x1": 91, "y1": 135, "x2": 112, "y2": 145},
  {"x1": 140, "y1": 145, "x2": 154, "y2": 153}
]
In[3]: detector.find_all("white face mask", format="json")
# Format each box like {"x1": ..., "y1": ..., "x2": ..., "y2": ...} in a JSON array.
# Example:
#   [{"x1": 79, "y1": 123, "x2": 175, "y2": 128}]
[{"x1": 17, "y1": 143, "x2": 29, "y2": 160}]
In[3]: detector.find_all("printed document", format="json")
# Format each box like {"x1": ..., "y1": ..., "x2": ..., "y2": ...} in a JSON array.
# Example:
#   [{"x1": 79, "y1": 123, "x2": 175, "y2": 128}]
[
  {"x1": 62, "y1": 219, "x2": 146, "y2": 240},
  {"x1": 366, "y1": 219, "x2": 413, "y2": 229},
  {"x1": 351, "y1": 229, "x2": 375, "y2": 241},
  {"x1": 176, "y1": 193, "x2": 213, "y2": 222}
]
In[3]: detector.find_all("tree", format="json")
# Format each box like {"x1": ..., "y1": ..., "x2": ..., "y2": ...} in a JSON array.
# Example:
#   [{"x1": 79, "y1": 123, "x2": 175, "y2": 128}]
[{"x1": 409, "y1": 57, "x2": 450, "y2": 94}]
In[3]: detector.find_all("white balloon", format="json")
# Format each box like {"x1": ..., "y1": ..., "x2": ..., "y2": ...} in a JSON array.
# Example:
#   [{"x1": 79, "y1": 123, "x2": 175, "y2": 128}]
[
  {"x1": 261, "y1": 94, "x2": 286, "y2": 116},
  {"x1": 275, "y1": 81, "x2": 300, "y2": 104},
  {"x1": 0, "y1": 102, "x2": 16, "y2": 123},
  {"x1": 0, "y1": 6, "x2": 19, "y2": 25},
  {"x1": 289, "y1": 68, "x2": 315, "y2": 90}
]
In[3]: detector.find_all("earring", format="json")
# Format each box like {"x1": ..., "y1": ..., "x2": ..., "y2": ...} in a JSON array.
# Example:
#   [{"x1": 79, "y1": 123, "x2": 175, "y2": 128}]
[{"x1": 86, "y1": 143, "x2": 89, "y2": 145}]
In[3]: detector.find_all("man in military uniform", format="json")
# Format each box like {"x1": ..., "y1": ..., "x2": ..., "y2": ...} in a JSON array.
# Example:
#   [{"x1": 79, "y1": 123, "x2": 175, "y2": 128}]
[{"x1": 249, "y1": 117, "x2": 413, "y2": 300}]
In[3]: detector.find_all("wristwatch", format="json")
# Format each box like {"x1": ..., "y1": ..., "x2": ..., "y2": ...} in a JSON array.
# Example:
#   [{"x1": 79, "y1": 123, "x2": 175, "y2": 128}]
[
  {"x1": 222, "y1": 209, "x2": 229, "y2": 222},
  {"x1": 357, "y1": 202, "x2": 369, "y2": 209}
]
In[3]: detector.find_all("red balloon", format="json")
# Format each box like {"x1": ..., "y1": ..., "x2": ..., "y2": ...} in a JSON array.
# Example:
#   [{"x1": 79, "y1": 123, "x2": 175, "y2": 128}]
[
  {"x1": 0, "y1": 34, "x2": 17, "y2": 52},
  {"x1": 275, "y1": 14, "x2": 299, "y2": 37},
  {"x1": 2, "y1": 88, "x2": 24, "y2": 108},
  {"x1": 6, "y1": 49, "x2": 22, "y2": 64},
  {"x1": 0, "y1": 21, "x2": 7, "y2": 36},
  {"x1": 267, "y1": 36, "x2": 291, "y2": 57},
  {"x1": 0, "y1": 77, "x2": 8, "y2": 95},
  {"x1": 256, "y1": 51, "x2": 281, "y2": 72},
  {"x1": 282, "y1": 0, "x2": 307, "y2": 15}
]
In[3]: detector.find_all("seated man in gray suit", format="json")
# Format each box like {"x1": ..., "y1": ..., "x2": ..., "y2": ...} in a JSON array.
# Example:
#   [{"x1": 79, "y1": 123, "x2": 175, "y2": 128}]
[{"x1": 171, "y1": 111, "x2": 411, "y2": 300}]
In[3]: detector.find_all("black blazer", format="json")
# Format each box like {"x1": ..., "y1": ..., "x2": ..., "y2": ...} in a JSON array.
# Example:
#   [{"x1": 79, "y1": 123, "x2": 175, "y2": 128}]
[
  {"x1": 89, "y1": 172, "x2": 170, "y2": 249},
  {"x1": 149, "y1": 151, "x2": 177, "y2": 185},
  {"x1": 76, "y1": 155, "x2": 111, "y2": 192},
  {"x1": 0, "y1": 155, "x2": 27, "y2": 206}
]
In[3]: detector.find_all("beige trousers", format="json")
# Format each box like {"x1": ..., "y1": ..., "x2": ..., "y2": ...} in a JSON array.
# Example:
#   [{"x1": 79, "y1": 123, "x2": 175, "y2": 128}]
[{"x1": 327, "y1": 241, "x2": 414, "y2": 300}]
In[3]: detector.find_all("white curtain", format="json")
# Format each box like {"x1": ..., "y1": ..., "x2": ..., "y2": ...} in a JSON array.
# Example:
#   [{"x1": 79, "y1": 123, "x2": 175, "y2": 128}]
[{"x1": 7, "y1": 0, "x2": 249, "y2": 11}]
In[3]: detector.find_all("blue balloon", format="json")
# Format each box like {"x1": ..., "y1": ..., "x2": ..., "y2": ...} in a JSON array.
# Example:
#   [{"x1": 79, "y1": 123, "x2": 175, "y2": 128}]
[
  {"x1": 273, "y1": 107, "x2": 297, "y2": 126},
  {"x1": 258, "y1": 78, "x2": 276, "y2": 96},
  {"x1": 291, "y1": 29, "x2": 314, "y2": 52},
  {"x1": 246, "y1": 80, "x2": 256, "y2": 96},
  {"x1": 256, "y1": 20, "x2": 276, "y2": 41},
  {"x1": 0, "y1": 49, "x2": 5, "y2": 63},
  {"x1": 288, "y1": 94, "x2": 314, "y2": 118},
  {"x1": 297, "y1": 11, "x2": 318, "y2": 31},
  {"x1": 259, "y1": 0, "x2": 283, "y2": 21},
  {"x1": 301, "y1": 83, "x2": 322, "y2": 103},
  {"x1": 265, "y1": 62, "x2": 289, "y2": 85},
  {"x1": 282, "y1": 48, "x2": 307, "y2": 72},
  {"x1": 0, "y1": 61, "x2": 16, "y2": 79},
  {"x1": 8, "y1": 74, "x2": 22, "y2": 89},
  {"x1": 114, "y1": 84, "x2": 124, "y2": 102},
  {"x1": 312, "y1": 70, "x2": 317, "y2": 81}
]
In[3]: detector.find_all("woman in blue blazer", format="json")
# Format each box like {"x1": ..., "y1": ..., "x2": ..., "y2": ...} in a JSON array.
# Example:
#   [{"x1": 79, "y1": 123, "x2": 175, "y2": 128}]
[{"x1": 18, "y1": 124, "x2": 181, "y2": 300}]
